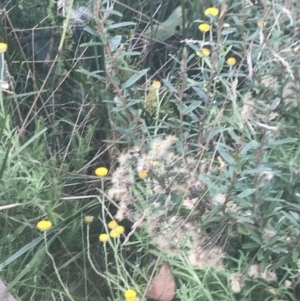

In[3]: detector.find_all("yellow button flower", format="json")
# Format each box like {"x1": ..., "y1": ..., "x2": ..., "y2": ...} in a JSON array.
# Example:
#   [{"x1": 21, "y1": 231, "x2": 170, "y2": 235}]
[
  {"x1": 226, "y1": 57, "x2": 236, "y2": 66},
  {"x1": 204, "y1": 7, "x2": 219, "y2": 17},
  {"x1": 152, "y1": 161, "x2": 159, "y2": 166},
  {"x1": 257, "y1": 21, "x2": 267, "y2": 28},
  {"x1": 152, "y1": 80, "x2": 161, "y2": 89},
  {"x1": 37, "y1": 220, "x2": 52, "y2": 231},
  {"x1": 109, "y1": 229, "x2": 119, "y2": 238},
  {"x1": 152, "y1": 142, "x2": 161, "y2": 150},
  {"x1": 99, "y1": 233, "x2": 109, "y2": 242},
  {"x1": 94, "y1": 167, "x2": 108, "y2": 177},
  {"x1": 115, "y1": 225, "x2": 125, "y2": 234},
  {"x1": 196, "y1": 48, "x2": 210, "y2": 57},
  {"x1": 108, "y1": 220, "x2": 118, "y2": 229},
  {"x1": 125, "y1": 289, "x2": 137, "y2": 301},
  {"x1": 84, "y1": 215, "x2": 94, "y2": 223},
  {"x1": 198, "y1": 23, "x2": 211, "y2": 33},
  {"x1": 138, "y1": 170, "x2": 148, "y2": 179},
  {"x1": 0, "y1": 43, "x2": 8, "y2": 53}
]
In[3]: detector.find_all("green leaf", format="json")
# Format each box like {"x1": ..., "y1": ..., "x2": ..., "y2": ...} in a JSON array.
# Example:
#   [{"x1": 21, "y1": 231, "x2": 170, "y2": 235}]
[
  {"x1": 292, "y1": 250, "x2": 299, "y2": 263},
  {"x1": 5, "y1": 91, "x2": 47, "y2": 100},
  {"x1": 240, "y1": 141, "x2": 259, "y2": 156},
  {"x1": 257, "y1": 247, "x2": 264, "y2": 261},
  {"x1": 83, "y1": 26, "x2": 100, "y2": 37},
  {"x1": 237, "y1": 188, "x2": 256, "y2": 198},
  {"x1": 271, "y1": 97, "x2": 281, "y2": 110},
  {"x1": 242, "y1": 243, "x2": 260, "y2": 249},
  {"x1": 109, "y1": 22, "x2": 136, "y2": 29},
  {"x1": 162, "y1": 79, "x2": 178, "y2": 93},
  {"x1": 5, "y1": 234, "x2": 58, "y2": 291},
  {"x1": 143, "y1": 6, "x2": 183, "y2": 42},
  {"x1": 122, "y1": 68, "x2": 149, "y2": 89},
  {"x1": 109, "y1": 35, "x2": 122, "y2": 51},
  {"x1": 217, "y1": 144, "x2": 235, "y2": 165},
  {"x1": 221, "y1": 28, "x2": 236, "y2": 35},
  {"x1": 229, "y1": 213, "x2": 255, "y2": 224},
  {"x1": 266, "y1": 138, "x2": 298, "y2": 146},
  {"x1": 0, "y1": 141, "x2": 11, "y2": 180},
  {"x1": 80, "y1": 42, "x2": 103, "y2": 47},
  {"x1": 10, "y1": 129, "x2": 47, "y2": 160},
  {"x1": 182, "y1": 102, "x2": 201, "y2": 115},
  {"x1": 237, "y1": 223, "x2": 251, "y2": 235},
  {"x1": 0, "y1": 230, "x2": 52, "y2": 270}
]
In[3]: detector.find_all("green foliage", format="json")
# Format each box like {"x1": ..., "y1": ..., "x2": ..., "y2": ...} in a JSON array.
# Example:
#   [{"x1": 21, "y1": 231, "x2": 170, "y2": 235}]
[{"x1": 1, "y1": 0, "x2": 300, "y2": 300}]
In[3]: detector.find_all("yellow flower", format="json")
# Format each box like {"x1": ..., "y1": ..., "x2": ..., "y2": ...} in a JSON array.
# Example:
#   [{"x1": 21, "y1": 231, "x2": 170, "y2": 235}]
[
  {"x1": 125, "y1": 289, "x2": 137, "y2": 301},
  {"x1": 204, "y1": 7, "x2": 219, "y2": 17},
  {"x1": 152, "y1": 142, "x2": 161, "y2": 150},
  {"x1": 196, "y1": 48, "x2": 210, "y2": 57},
  {"x1": 152, "y1": 161, "x2": 159, "y2": 166},
  {"x1": 37, "y1": 220, "x2": 52, "y2": 231},
  {"x1": 0, "y1": 43, "x2": 8, "y2": 53},
  {"x1": 226, "y1": 57, "x2": 236, "y2": 66},
  {"x1": 94, "y1": 167, "x2": 108, "y2": 177},
  {"x1": 115, "y1": 225, "x2": 125, "y2": 234},
  {"x1": 257, "y1": 21, "x2": 267, "y2": 28},
  {"x1": 99, "y1": 233, "x2": 109, "y2": 242},
  {"x1": 84, "y1": 215, "x2": 94, "y2": 223},
  {"x1": 108, "y1": 220, "x2": 118, "y2": 229},
  {"x1": 138, "y1": 170, "x2": 148, "y2": 179},
  {"x1": 152, "y1": 80, "x2": 161, "y2": 89},
  {"x1": 110, "y1": 229, "x2": 119, "y2": 238},
  {"x1": 198, "y1": 23, "x2": 211, "y2": 33}
]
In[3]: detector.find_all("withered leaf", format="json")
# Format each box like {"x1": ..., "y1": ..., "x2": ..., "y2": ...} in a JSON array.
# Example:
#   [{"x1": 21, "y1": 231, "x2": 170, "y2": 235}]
[{"x1": 146, "y1": 262, "x2": 176, "y2": 301}]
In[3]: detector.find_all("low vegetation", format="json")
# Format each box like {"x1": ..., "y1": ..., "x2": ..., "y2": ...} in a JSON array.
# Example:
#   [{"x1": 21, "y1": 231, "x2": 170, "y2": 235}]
[{"x1": 1, "y1": 0, "x2": 300, "y2": 300}]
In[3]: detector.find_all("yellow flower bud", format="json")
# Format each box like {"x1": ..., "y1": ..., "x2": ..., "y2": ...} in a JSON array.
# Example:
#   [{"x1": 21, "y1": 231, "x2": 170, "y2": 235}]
[
  {"x1": 204, "y1": 7, "x2": 219, "y2": 17},
  {"x1": 198, "y1": 23, "x2": 211, "y2": 33},
  {"x1": 257, "y1": 21, "x2": 267, "y2": 28},
  {"x1": 125, "y1": 289, "x2": 137, "y2": 301},
  {"x1": 0, "y1": 43, "x2": 8, "y2": 53},
  {"x1": 109, "y1": 229, "x2": 119, "y2": 238},
  {"x1": 152, "y1": 80, "x2": 161, "y2": 89},
  {"x1": 94, "y1": 167, "x2": 108, "y2": 177},
  {"x1": 138, "y1": 170, "x2": 148, "y2": 179},
  {"x1": 84, "y1": 215, "x2": 94, "y2": 223},
  {"x1": 99, "y1": 233, "x2": 109, "y2": 242},
  {"x1": 196, "y1": 48, "x2": 210, "y2": 57},
  {"x1": 108, "y1": 220, "x2": 118, "y2": 229},
  {"x1": 37, "y1": 220, "x2": 52, "y2": 231},
  {"x1": 115, "y1": 225, "x2": 125, "y2": 234},
  {"x1": 226, "y1": 57, "x2": 236, "y2": 66}
]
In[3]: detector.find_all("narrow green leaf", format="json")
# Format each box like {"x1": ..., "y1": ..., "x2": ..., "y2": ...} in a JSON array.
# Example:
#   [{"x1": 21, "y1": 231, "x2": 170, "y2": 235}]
[
  {"x1": 221, "y1": 28, "x2": 236, "y2": 35},
  {"x1": 0, "y1": 230, "x2": 50, "y2": 269},
  {"x1": 242, "y1": 243, "x2": 260, "y2": 249},
  {"x1": 122, "y1": 68, "x2": 149, "y2": 89},
  {"x1": 229, "y1": 213, "x2": 255, "y2": 224},
  {"x1": 267, "y1": 138, "x2": 298, "y2": 146},
  {"x1": 271, "y1": 97, "x2": 281, "y2": 110},
  {"x1": 237, "y1": 188, "x2": 256, "y2": 198},
  {"x1": 217, "y1": 144, "x2": 235, "y2": 165},
  {"x1": 83, "y1": 26, "x2": 100, "y2": 36},
  {"x1": 237, "y1": 223, "x2": 251, "y2": 235},
  {"x1": 80, "y1": 42, "x2": 103, "y2": 47},
  {"x1": 109, "y1": 22, "x2": 135, "y2": 29},
  {"x1": 162, "y1": 79, "x2": 178, "y2": 93},
  {"x1": 0, "y1": 141, "x2": 12, "y2": 180},
  {"x1": 10, "y1": 129, "x2": 47, "y2": 160},
  {"x1": 5, "y1": 91, "x2": 47, "y2": 100},
  {"x1": 182, "y1": 102, "x2": 201, "y2": 115},
  {"x1": 5, "y1": 234, "x2": 58, "y2": 291}
]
